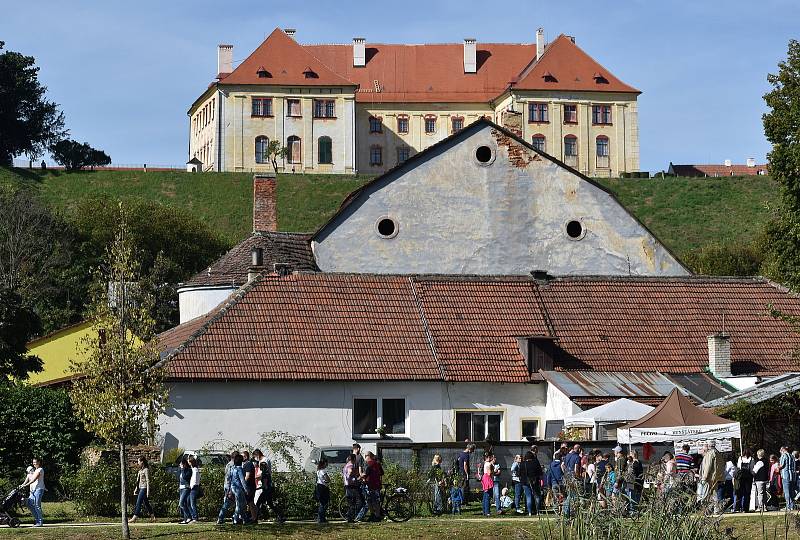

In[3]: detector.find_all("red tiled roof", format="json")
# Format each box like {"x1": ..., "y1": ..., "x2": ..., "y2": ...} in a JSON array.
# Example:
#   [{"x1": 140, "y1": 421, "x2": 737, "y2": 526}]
[
  {"x1": 669, "y1": 164, "x2": 769, "y2": 177},
  {"x1": 218, "y1": 29, "x2": 636, "y2": 103},
  {"x1": 541, "y1": 276, "x2": 800, "y2": 375},
  {"x1": 512, "y1": 35, "x2": 639, "y2": 94},
  {"x1": 161, "y1": 274, "x2": 800, "y2": 382},
  {"x1": 220, "y1": 28, "x2": 356, "y2": 87}
]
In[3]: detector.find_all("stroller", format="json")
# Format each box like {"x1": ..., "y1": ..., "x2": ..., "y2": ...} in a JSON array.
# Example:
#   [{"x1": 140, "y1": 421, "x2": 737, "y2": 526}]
[{"x1": 0, "y1": 487, "x2": 25, "y2": 528}]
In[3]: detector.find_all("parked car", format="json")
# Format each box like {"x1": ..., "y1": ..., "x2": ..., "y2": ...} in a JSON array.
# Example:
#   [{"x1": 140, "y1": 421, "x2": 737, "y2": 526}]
[
  {"x1": 304, "y1": 447, "x2": 352, "y2": 474},
  {"x1": 165, "y1": 450, "x2": 228, "y2": 477}
]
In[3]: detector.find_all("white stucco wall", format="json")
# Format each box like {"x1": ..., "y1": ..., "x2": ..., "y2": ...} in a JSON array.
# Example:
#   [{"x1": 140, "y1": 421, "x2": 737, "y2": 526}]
[
  {"x1": 313, "y1": 122, "x2": 688, "y2": 277},
  {"x1": 177, "y1": 286, "x2": 235, "y2": 324},
  {"x1": 160, "y1": 381, "x2": 549, "y2": 455},
  {"x1": 544, "y1": 383, "x2": 582, "y2": 421}
]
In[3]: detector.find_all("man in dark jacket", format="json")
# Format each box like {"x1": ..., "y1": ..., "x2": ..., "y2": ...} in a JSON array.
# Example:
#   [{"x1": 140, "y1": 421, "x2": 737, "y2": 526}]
[{"x1": 520, "y1": 447, "x2": 543, "y2": 514}]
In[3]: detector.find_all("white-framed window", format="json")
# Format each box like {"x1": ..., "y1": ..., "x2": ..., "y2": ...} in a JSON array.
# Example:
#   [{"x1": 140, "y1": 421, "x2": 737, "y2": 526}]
[
  {"x1": 353, "y1": 397, "x2": 407, "y2": 436},
  {"x1": 455, "y1": 411, "x2": 502, "y2": 442},
  {"x1": 424, "y1": 115, "x2": 437, "y2": 134},
  {"x1": 286, "y1": 99, "x2": 302, "y2": 117},
  {"x1": 255, "y1": 136, "x2": 269, "y2": 164},
  {"x1": 531, "y1": 134, "x2": 546, "y2": 153},
  {"x1": 521, "y1": 418, "x2": 540, "y2": 439}
]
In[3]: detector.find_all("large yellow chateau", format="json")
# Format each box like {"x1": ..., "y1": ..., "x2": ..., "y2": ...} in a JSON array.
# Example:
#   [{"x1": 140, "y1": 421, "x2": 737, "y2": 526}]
[{"x1": 188, "y1": 28, "x2": 640, "y2": 177}]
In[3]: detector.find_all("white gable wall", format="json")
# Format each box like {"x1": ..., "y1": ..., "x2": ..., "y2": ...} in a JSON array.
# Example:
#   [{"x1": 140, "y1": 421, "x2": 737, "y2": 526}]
[{"x1": 313, "y1": 123, "x2": 687, "y2": 277}]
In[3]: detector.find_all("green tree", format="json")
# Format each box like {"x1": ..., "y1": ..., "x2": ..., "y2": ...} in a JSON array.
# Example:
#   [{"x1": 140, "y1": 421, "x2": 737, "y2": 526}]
[
  {"x1": 762, "y1": 39, "x2": 800, "y2": 288},
  {"x1": 0, "y1": 287, "x2": 42, "y2": 383},
  {"x1": 51, "y1": 139, "x2": 111, "y2": 171},
  {"x1": 0, "y1": 41, "x2": 67, "y2": 164},
  {"x1": 69, "y1": 205, "x2": 168, "y2": 539},
  {"x1": 266, "y1": 140, "x2": 288, "y2": 175},
  {"x1": 683, "y1": 241, "x2": 765, "y2": 276}
]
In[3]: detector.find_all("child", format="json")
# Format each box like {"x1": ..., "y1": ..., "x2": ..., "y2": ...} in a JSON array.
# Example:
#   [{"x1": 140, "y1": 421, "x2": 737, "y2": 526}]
[
  {"x1": 315, "y1": 458, "x2": 330, "y2": 524},
  {"x1": 450, "y1": 478, "x2": 464, "y2": 514},
  {"x1": 499, "y1": 487, "x2": 513, "y2": 512}
]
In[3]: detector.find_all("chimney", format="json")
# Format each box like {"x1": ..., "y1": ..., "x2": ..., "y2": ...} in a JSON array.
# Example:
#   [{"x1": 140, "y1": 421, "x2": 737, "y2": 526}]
[
  {"x1": 353, "y1": 38, "x2": 366, "y2": 67},
  {"x1": 724, "y1": 159, "x2": 732, "y2": 167},
  {"x1": 253, "y1": 174, "x2": 277, "y2": 232},
  {"x1": 746, "y1": 157, "x2": 756, "y2": 167},
  {"x1": 284, "y1": 28, "x2": 296, "y2": 38},
  {"x1": 463, "y1": 38, "x2": 477, "y2": 73},
  {"x1": 536, "y1": 28, "x2": 545, "y2": 61},
  {"x1": 708, "y1": 332, "x2": 732, "y2": 378},
  {"x1": 218, "y1": 44, "x2": 234, "y2": 74}
]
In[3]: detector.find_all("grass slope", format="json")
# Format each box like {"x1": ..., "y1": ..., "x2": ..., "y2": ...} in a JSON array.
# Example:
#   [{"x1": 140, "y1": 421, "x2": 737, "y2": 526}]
[{"x1": 0, "y1": 168, "x2": 778, "y2": 256}]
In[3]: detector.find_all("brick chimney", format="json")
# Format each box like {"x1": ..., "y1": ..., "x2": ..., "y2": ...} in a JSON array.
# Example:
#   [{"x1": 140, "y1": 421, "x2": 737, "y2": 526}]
[
  {"x1": 463, "y1": 38, "x2": 477, "y2": 73},
  {"x1": 536, "y1": 28, "x2": 545, "y2": 61},
  {"x1": 353, "y1": 38, "x2": 366, "y2": 67},
  {"x1": 707, "y1": 332, "x2": 731, "y2": 378},
  {"x1": 218, "y1": 44, "x2": 233, "y2": 74},
  {"x1": 253, "y1": 174, "x2": 277, "y2": 232}
]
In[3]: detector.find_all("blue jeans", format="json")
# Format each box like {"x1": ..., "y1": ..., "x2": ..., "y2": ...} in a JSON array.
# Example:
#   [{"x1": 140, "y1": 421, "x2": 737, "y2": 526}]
[
  {"x1": 482, "y1": 489, "x2": 491, "y2": 515},
  {"x1": 178, "y1": 488, "x2": 190, "y2": 519},
  {"x1": 493, "y1": 483, "x2": 501, "y2": 512},
  {"x1": 189, "y1": 487, "x2": 199, "y2": 520},
  {"x1": 26, "y1": 488, "x2": 44, "y2": 524},
  {"x1": 134, "y1": 489, "x2": 153, "y2": 517},
  {"x1": 626, "y1": 487, "x2": 641, "y2": 513},
  {"x1": 217, "y1": 491, "x2": 233, "y2": 522},
  {"x1": 513, "y1": 482, "x2": 522, "y2": 510},
  {"x1": 782, "y1": 477, "x2": 795, "y2": 509},
  {"x1": 231, "y1": 486, "x2": 248, "y2": 524}
]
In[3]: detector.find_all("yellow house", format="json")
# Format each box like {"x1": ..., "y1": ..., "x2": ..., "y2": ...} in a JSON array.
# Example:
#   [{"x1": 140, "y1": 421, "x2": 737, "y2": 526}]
[
  {"x1": 26, "y1": 321, "x2": 97, "y2": 385},
  {"x1": 188, "y1": 28, "x2": 640, "y2": 178}
]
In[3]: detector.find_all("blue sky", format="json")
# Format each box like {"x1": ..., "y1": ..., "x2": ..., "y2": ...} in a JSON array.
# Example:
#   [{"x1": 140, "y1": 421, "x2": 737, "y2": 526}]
[{"x1": 5, "y1": 0, "x2": 798, "y2": 171}]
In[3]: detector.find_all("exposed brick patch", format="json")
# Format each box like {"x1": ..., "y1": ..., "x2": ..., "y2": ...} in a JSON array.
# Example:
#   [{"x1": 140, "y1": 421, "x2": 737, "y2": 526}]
[
  {"x1": 83, "y1": 445, "x2": 162, "y2": 466},
  {"x1": 253, "y1": 174, "x2": 277, "y2": 232},
  {"x1": 491, "y1": 129, "x2": 540, "y2": 168}
]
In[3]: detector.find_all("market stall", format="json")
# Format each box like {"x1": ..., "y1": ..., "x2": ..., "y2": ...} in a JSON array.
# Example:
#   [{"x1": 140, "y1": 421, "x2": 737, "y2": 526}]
[{"x1": 564, "y1": 398, "x2": 655, "y2": 440}]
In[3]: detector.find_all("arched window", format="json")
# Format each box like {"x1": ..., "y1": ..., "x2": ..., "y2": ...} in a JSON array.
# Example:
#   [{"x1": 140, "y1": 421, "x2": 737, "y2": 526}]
[
  {"x1": 564, "y1": 135, "x2": 578, "y2": 167},
  {"x1": 287, "y1": 136, "x2": 301, "y2": 164},
  {"x1": 596, "y1": 135, "x2": 610, "y2": 168},
  {"x1": 531, "y1": 134, "x2": 546, "y2": 153},
  {"x1": 255, "y1": 136, "x2": 269, "y2": 164},
  {"x1": 318, "y1": 136, "x2": 332, "y2": 164}
]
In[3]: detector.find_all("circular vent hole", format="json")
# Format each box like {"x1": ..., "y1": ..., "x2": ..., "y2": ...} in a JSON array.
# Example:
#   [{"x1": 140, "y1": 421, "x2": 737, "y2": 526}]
[
  {"x1": 377, "y1": 218, "x2": 397, "y2": 238},
  {"x1": 475, "y1": 146, "x2": 493, "y2": 163},
  {"x1": 566, "y1": 220, "x2": 583, "y2": 239}
]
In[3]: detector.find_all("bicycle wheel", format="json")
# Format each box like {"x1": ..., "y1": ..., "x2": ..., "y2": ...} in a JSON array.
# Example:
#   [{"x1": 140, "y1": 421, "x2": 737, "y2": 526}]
[
  {"x1": 338, "y1": 495, "x2": 349, "y2": 521},
  {"x1": 385, "y1": 493, "x2": 414, "y2": 522}
]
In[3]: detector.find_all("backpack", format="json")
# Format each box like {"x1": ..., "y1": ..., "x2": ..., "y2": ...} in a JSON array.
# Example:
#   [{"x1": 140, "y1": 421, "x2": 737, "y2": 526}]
[
  {"x1": 732, "y1": 467, "x2": 743, "y2": 491},
  {"x1": 595, "y1": 460, "x2": 607, "y2": 483}
]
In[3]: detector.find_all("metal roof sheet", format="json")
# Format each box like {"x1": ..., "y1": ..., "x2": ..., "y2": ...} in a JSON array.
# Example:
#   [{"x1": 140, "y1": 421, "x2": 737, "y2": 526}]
[
  {"x1": 541, "y1": 371, "x2": 678, "y2": 399},
  {"x1": 702, "y1": 373, "x2": 800, "y2": 409}
]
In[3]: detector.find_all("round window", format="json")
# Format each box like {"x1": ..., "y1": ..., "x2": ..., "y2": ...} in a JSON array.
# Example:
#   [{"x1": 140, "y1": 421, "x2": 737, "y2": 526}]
[
  {"x1": 475, "y1": 145, "x2": 493, "y2": 163},
  {"x1": 566, "y1": 220, "x2": 584, "y2": 240},
  {"x1": 376, "y1": 217, "x2": 398, "y2": 238}
]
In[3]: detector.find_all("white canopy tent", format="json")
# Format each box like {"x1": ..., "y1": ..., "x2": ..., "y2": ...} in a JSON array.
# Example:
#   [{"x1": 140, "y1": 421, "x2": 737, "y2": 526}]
[
  {"x1": 617, "y1": 389, "x2": 741, "y2": 446},
  {"x1": 565, "y1": 398, "x2": 654, "y2": 439}
]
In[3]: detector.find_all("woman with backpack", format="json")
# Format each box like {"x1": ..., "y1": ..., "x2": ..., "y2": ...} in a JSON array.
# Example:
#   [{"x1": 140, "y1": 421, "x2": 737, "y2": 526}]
[{"x1": 735, "y1": 449, "x2": 754, "y2": 512}]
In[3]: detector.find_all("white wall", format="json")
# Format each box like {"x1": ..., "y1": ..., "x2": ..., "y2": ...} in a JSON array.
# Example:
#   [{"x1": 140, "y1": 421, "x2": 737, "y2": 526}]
[
  {"x1": 160, "y1": 380, "x2": 549, "y2": 455},
  {"x1": 544, "y1": 383, "x2": 582, "y2": 422},
  {"x1": 177, "y1": 286, "x2": 235, "y2": 324}
]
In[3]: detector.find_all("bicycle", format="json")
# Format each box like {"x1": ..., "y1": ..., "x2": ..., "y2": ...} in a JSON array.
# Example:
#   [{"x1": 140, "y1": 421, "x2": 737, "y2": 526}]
[{"x1": 338, "y1": 484, "x2": 414, "y2": 522}]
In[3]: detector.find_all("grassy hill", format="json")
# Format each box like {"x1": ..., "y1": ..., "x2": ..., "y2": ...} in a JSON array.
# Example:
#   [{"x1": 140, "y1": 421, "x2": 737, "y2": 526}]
[{"x1": 0, "y1": 167, "x2": 778, "y2": 256}]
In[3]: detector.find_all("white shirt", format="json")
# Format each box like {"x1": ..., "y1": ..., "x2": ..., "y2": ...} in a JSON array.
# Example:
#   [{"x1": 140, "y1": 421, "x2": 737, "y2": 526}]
[
  {"x1": 317, "y1": 469, "x2": 330, "y2": 486},
  {"x1": 753, "y1": 461, "x2": 764, "y2": 475},
  {"x1": 725, "y1": 461, "x2": 737, "y2": 481},
  {"x1": 190, "y1": 467, "x2": 200, "y2": 489},
  {"x1": 29, "y1": 468, "x2": 45, "y2": 492}
]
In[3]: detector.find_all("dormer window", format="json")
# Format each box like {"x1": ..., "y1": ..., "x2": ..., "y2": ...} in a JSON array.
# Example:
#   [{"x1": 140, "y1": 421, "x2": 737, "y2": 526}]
[
  {"x1": 542, "y1": 71, "x2": 558, "y2": 83},
  {"x1": 303, "y1": 67, "x2": 318, "y2": 79},
  {"x1": 256, "y1": 66, "x2": 271, "y2": 78},
  {"x1": 593, "y1": 72, "x2": 609, "y2": 84}
]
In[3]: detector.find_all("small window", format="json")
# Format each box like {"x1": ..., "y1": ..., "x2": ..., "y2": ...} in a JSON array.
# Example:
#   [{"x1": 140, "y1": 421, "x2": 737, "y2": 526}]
[
  {"x1": 252, "y1": 97, "x2": 273, "y2": 117},
  {"x1": 287, "y1": 136, "x2": 301, "y2": 164},
  {"x1": 353, "y1": 398, "x2": 406, "y2": 436},
  {"x1": 424, "y1": 115, "x2": 437, "y2": 134},
  {"x1": 475, "y1": 145, "x2": 492, "y2": 163},
  {"x1": 528, "y1": 102, "x2": 549, "y2": 123},
  {"x1": 531, "y1": 135, "x2": 546, "y2": 153},
  {"x1": 592, "y1": 105, "x2": 612, "y2": 125},
  {"x1": 544, "y1": 420, "x2": 564, "y2": 439},
  {"x1": 563, "y1": 104, "x2": 577, "y2": 124},
  {"x1": 397, "y1": 146, "x2": 410, "y2": 164},
  {"x1": 521, "y1": 420, "x2": 539, "y2": 439},
  {"x1": 318, "y1": 136, "x2": 332, "y2": 164},
  {"x1": 369, "y1": 145, "x2": 382, "y2": 166},
  {"x1": 255, "y1": 136, "x2": 269, "y2": 164},
  {"x1": 455, "y1": 411, "x2": 502, "y2": 442},
  {"x1": 287, "y1": 99, "x2": 302, "y2": 117},
  {"x1": 566, "y1": 220, "x2": 584, "y2": 239},
  {"x1": 451, "y1": 116, "x2": 464, "y2": 133},
  {"x1": 397, "y1": 115, "x2": 409, "y2": 134},
  {"x1": 376, "y1": 217, "x2": 397, "y2": 238},
  {"x1": 564, "y1": 135, "x2": 578, "y2": 157},
  {"x1": 596, "y1": 135, "x2": 610, "y2": 169},
  {"x1": 314, "y1": 99, "x2": 335, "y2": 118},
  {"x1": 369, "y1": 116, "x2": 382, "y2": 133}
]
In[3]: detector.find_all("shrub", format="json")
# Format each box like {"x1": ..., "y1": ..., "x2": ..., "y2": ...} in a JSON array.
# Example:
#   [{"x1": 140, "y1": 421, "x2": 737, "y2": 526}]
[
  {"x1": 683, "y1": 240, "x2": 765, "y2": 276},
  {"x1": 65, "y1": 461, "x2": 120, "y2": 516}
]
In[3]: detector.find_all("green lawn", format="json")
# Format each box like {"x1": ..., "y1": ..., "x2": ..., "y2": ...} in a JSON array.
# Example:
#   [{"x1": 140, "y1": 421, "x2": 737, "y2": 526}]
[{"x1": 1, "y1": 167, "x2": 778, "y2": 258}]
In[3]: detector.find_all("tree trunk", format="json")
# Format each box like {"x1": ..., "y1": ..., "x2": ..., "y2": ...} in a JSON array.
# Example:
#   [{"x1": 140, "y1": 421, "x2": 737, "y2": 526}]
[{"x1": 119, "y1": 442, "x2": 130, "y2": 539}]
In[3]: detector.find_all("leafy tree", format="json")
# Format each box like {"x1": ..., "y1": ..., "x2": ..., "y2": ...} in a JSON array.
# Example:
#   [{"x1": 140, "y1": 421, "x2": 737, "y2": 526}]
[
  {"x1": 0, "y1": 41, "x2": 68, "y2": 164},
  {"x1": 683, "y1": 241, "x2": 765, "y2": 276},
  {"x1": 51, "y1": 139, "x2": 111, "y2": 171},
  {"x1": 762, "y1": 39, "x2": 800, "y2": 288},
  {"x1": 0, "y1": 287, "x2": 42, "y2": 383},
  {"x1": 0, "y1": 188, "x2": 82, "y2": 333},
  {"x1": 266, "y1": 140, "x2": 288, "y2": 175},
  {"x1": 69, "y1": 205, "x2": 168, "y2": 539}
]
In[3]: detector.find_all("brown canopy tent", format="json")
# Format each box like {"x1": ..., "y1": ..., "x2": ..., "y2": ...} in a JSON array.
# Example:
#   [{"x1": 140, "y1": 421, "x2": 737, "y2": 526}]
[{"x1": 617, "y1": 388, "x2": 741, "y2": 445}]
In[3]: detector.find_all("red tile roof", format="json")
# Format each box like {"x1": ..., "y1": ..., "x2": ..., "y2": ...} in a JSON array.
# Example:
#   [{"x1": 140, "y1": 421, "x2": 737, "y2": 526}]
[
  {"x1": 669, "y1": 164, "x2": 769, "y2": 177},
  {"x1": 512, "y1": 35, "x2": 639, "y2": 94},
  {"x1": 217, "y1": 29, "x2": 637, "y2": 103},
  {"x1": 161, "y1": 274, "x2": 800, "y2": 382}
]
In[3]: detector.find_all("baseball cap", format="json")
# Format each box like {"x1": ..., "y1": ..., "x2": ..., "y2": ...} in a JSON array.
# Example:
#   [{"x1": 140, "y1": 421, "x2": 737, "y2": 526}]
[
  {"x1": 613, "y1": 445, "x2": 623, "y2": 453},
  {"x1": 26, "y1": 466, "x2": 34, "y2": 474}
]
